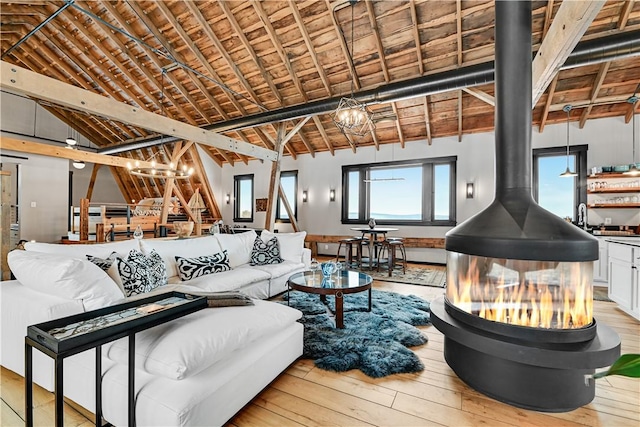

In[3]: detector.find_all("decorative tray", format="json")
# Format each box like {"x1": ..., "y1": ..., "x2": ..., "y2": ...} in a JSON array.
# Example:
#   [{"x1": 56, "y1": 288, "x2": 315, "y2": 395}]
[{"x1": 27, "y1": 291, "x2": 207, "y2": 354}]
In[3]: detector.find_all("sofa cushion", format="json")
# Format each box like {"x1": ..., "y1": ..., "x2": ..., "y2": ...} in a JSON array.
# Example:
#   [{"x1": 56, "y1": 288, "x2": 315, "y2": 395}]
[
  {"x1": 7, "y1": 250, "x2": 124, "y2": 311},
  {"x1": 105, "y1": 300, "x2": 302, "y2": 380},
  {"x1": 24, "y1": 240, "x2": 140, "y2": 293},
  {"x1": 261, "y1": 230, "x2": 306, "y2": 263},
  {"x1": 237, "y1": 260, "x2": 304, "y2": 279},
  {"x1": 116, "y1": 250, "x2": 168, "y2": 297},
  {"x1": 214, "y1": 230, "x2": 257, "y2": 268},
  {"x1": 170, "y1": 267, "x2": 270, "y2": 292},
  {"x1": 250, "y1": 236, "x2": 283, "y2": 266},
  {"x1": 140, "y1": 236, "x2": 222, "y2": 280},
  {"x1": 175, "y1": 250, "x2": 231, "y2": 281}
]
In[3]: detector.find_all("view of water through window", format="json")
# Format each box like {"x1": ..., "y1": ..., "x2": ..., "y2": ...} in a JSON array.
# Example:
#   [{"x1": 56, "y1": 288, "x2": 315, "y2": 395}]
[{"x1": 368, "y1": 166, "x2": 423, "y2": 219}]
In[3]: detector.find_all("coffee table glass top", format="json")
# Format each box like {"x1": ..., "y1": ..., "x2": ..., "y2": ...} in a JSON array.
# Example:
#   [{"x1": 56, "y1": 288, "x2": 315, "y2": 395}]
[{"x1": 288, "y1": 270, "x2": 372, "y2": 290}]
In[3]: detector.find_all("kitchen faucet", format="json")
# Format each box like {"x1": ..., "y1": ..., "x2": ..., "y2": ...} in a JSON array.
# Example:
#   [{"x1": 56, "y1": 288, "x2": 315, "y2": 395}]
[{"x1": 578, "y1": 203, "x2": 588, "y2": 230}]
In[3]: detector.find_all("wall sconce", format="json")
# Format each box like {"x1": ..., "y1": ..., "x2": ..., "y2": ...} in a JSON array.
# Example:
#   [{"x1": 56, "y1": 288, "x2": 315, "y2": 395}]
[
  {"x1": 302, "y1": 190, "x2": 308, "y2": 203},
  {"x1": 225, "y1": 193, "x2": 230, "y2": 204},
  {"x1": 466, "y1": 182, "x2": 475, "y2": 199},
  {"x1": 329, "y1": 189, "x2": 336, "y2": 202}
]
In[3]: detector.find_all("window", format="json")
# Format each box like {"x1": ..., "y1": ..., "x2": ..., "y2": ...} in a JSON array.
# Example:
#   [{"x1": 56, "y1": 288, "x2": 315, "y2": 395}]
[
  {"x1": 276, "y1": 171, "x2": 298, "y2": 222},
  {"x1": 342, "y1": 156, "x2": 456, "y2": 226},
  {"x1": 533, "y1": 145, "x2": 588, "y2": 222},
  {"x1": 233, "y1": 174, "x2": 254, "y2": 222}
]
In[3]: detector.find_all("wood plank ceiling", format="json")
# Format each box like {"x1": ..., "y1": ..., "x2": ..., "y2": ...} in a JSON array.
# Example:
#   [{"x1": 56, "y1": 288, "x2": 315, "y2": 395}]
[{"x1": 1, "y1": 0, "x2": 639, "y2": 212}]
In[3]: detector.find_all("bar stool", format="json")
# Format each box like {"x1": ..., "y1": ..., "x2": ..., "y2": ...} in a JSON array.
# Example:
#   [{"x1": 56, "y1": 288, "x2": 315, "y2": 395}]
[
  {"x1": 378, "y1": 238, "x2": 407, "y2": 276},
  {"x1": 335, "y1": 237, "x2": 362, "y2": 268}
]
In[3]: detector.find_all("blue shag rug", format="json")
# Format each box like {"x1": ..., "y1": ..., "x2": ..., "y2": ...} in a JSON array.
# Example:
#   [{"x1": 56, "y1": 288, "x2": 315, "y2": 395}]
[{"x1": 282, "y1": 289, "x2": 430, "y2": 378}]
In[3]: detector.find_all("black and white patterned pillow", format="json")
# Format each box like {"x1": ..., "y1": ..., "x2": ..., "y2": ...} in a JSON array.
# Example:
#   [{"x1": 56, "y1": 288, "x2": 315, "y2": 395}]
[
  {"x1": 116, "y1": 249, "x2": 167, "y2": 297},
  {"x1": 175, "y1": 250, "x2": 231, "y2": 281},
  {"x1": 250, "y1": 236, "x2": 283, "y2": 266},
  {"x1": 86, "y1": 251, "x2": 117, "y2": 272}
]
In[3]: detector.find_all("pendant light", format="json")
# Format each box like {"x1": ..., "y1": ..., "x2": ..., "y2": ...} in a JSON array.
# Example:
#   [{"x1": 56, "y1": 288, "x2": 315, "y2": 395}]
[
  {"x1": 623, "y1": 93, "x2": 639, "y2": 176},
  {"x1": 559, "y1": 105, "x2": 578, "y2": 178},
  {"x1": 331, "y1": 0, "x2": 373, "y2": 138}
]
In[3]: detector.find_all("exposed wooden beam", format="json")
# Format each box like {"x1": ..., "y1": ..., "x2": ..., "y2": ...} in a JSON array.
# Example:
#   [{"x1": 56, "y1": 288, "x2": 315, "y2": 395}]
[
  {"x1": 265, "y1": 124, "x2": 286, "y2": 231},
  {"x1": 189, "y1": 145, "x2": 221, "y2": 220},
  {"x1": 182, "y1": 1, "x2": 264, "y2": 114},
  {"x1": 312, "y1": 117, "x2": 335, "y2": 155},
  {"x1": 423, "y1": 96, "x2": 432, "y2": 145},
  {"x1": 626, "y1": 99, "x2": 639, "y2": 124},
  {"x1": 1, "y1": 61, "x2": 277, "y2": 161},
  {"x1": 409, "y1": 0, "x2": 424, "y2": 75},
  {"x1": 278, "y1": 184, "x2": 299, "y2": 233},
  {"x1": 456, "y1": 0, "x2": 462, "y2": 66},
  {"x1": 282, "y1": 118, "x2": 312, "y2": 146},
  {"x1": 327, "y1": 0, "x2": 361, "y2": 91},
  {"x1": 391, "y1": 102, "x2": 405, "y2": 147},
  {"x1": 216, "y1": 1, "x2": 282, "y2": 105},
  {"x1": 365, "y1": 0, "x2": 390, "y2": 82},
  {"x1": 85, "y1": 163, "x2": 101, "y2": 201},
  {"x1": 252, "y1": 1, "x2": 307, "y2": 100},
  {"x1": 618, "y1": 0, "x2": 634, "y2": 30},
  {"x1": 542, "y1": 0, "x2": 555, "y2": 39},
  {"x1": 538, "y1": 74, "x2": 558, "y2": 132},
  {"x1": 457, "y1": 91, "x2": 463, "y2": 142},
  {"x1": 462, "y1": 88, "x2": 495, "y2": 106},
  {"x1": 532, "y1": 0, "x2": 605, "y2": 106},
  {"x1": 288, "y1": 0, "x2": 332, "y2": 95},
  {"x1": 0, "y1": 136, "x2": 160, "y2": 169},
  {"x1": 579, "y1": 62, "x2": 610, "y2": 128},
  {"x1": 549, "y1": 94, "x2": 634, "y2": 112}
]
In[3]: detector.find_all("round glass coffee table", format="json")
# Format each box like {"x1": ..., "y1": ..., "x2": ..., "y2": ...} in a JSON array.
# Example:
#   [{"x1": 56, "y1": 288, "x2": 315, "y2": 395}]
[{"x1": 287, "y1": 270, "x2": 373, "y2": 328}]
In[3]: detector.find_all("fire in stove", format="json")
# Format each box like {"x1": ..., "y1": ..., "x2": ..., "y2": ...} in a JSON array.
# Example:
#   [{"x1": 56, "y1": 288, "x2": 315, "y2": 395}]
[{"x1": 446, "y1": 252, "x2": 593, "y2": 329}]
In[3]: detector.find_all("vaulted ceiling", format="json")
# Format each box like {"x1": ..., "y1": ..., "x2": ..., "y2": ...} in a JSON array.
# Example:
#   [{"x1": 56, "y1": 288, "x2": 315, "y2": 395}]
[{"x1": 1, "y1": 0, "x2": 640, "y2": 216}]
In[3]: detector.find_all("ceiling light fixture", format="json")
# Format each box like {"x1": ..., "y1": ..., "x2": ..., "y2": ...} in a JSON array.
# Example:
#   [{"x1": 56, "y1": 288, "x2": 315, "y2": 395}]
[
  {"x1": 559, "y1": 105, "x2": 578, "y2": 178},
  {"x1": 331, "y1": 0, "x2": 373, "y2": 138},
  {"x1": 72, "y1": 160, "x2": 85, "y2": 169},
  {"x1": 128, "y1": 69, "x2": 193, "y2": 179},
  {"x1": 623, "y1": 90, "x2": 639, "y2": 176}
]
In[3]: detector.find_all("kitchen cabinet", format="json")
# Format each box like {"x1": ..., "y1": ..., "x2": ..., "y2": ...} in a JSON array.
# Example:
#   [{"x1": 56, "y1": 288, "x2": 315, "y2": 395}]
[
  {"x1": 587, "y1": 174, "x2": 640, "y2": 209},
  {"x1": 607, "y1": 240, "x2": 639, "y2": 320},
  {"x1": 593, "y1": 237, "x2": 608, "y2": 284}
]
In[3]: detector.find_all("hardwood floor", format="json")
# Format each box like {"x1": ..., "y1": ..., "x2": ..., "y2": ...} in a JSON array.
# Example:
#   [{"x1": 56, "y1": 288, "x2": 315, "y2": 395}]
[{"x1": 2, "y1": 262, "x2": 639, "y2": 427}]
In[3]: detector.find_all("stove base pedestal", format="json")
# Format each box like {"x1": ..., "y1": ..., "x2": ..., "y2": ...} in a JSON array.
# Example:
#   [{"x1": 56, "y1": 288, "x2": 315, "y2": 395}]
[{"x1": 430, "y1": 297, "x2": 621, "y2": 412}]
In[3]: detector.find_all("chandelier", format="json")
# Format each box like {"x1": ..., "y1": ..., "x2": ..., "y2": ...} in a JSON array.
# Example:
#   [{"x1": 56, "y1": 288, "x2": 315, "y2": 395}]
[
  {"x1": 127, "y1": 158, "x2": 194, "y2": 179},
  {"x1": 331, "y1": 0, "x2": 373, "y2": 137}
]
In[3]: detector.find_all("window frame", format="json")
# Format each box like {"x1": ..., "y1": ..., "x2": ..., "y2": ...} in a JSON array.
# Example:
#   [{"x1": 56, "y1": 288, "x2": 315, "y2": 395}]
[
  {"x1": 233, "y1": 174, "x2": 254, "y2": 222},
  {"x1": 532, "y1": 144, "x2": 588, "y2": 221},
  {"x1": 341, "y1": 156, "x2": 457, "y2": 226},
  {"x1": 276, "y1": 170, "x2": 298, "y2": 223}
]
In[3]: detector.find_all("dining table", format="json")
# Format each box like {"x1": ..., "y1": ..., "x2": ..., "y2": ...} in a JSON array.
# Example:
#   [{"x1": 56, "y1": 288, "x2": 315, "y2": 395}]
[{"x1": 350, "y1": 227, "x2": 399, "y2": 270}]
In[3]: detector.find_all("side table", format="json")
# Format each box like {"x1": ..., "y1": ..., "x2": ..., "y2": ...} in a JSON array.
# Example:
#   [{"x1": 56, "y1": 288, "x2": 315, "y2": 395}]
[{"x1": 25, "y1": 291, "x2": 207, "y2": 427}]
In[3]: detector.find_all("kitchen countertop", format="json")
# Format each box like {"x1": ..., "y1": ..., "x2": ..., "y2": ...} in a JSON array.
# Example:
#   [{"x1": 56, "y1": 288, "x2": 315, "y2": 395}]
[{"x1": 605, "y1": 236, "x2": 640, "y2": 247}]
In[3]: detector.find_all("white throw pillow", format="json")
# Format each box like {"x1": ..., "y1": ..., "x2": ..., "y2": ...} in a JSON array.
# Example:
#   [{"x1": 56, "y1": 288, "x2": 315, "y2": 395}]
[
  {"x1": 116, "y1": 249, "x2": 168, "y2": 297},
  {"x1": 7, "y1": 250, "x2": 125, "y2": 311},
  {"x1": 260, "y1": 230, "x2": 307, "y2": 263},
  {"x1": 140, "y1": 236, "x2": 223, "y2": 280},
  {"x1": 105, "y1": 300, "x2": 302, "y2": 380},
  {"x1": 24, "y1": 239, "x2": 140, "y2": 293},
  {"x1": 214, "y1": 230, "x2": 257, "y2": 268}
]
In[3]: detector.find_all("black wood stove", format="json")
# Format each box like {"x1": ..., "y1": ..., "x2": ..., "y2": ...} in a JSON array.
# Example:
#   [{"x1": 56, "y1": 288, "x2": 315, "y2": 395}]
[{"x1": 431, "y1": 0, "x2": 621, "y2": 412}]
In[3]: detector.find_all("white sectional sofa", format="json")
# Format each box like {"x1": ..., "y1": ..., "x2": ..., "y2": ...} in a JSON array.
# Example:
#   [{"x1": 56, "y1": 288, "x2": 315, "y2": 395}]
[{"x1": 0, "y1": 230, "x2": 309, "y2": 426}]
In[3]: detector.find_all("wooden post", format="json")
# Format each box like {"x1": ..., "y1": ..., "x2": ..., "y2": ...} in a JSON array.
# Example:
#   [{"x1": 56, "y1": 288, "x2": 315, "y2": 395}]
[
  {"x1": 79, "y1": 198, "x2": 89, "y2": 242},
  {"x1": 85, "y1": 164, "x2": 102, "y2": 201},
  {"x1": 1, "y1": 171, "x2": 11, "y2": 280},
  {"x1": 95, "y1": 223, "x2": 105, "y2": 243},
  {"x1": 264, "y1": 124, "x2": 286, "y2": 231}
]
